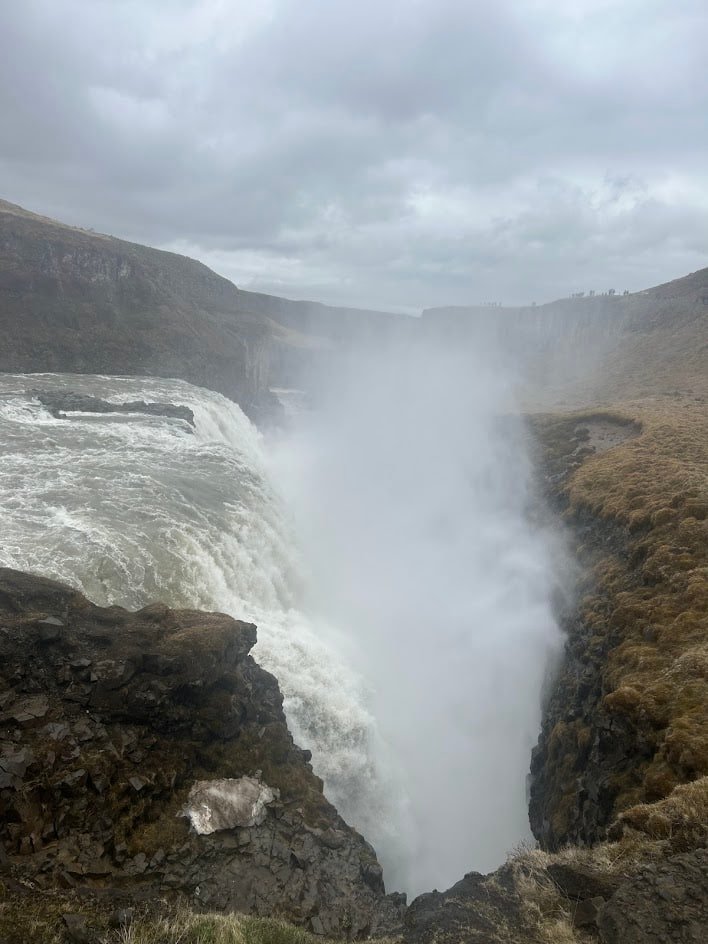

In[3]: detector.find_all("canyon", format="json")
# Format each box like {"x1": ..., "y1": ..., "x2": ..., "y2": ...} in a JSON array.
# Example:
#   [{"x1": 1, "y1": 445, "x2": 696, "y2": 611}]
[{"x1": 0, "y1": 199, "x2": 707, "y2": 942}]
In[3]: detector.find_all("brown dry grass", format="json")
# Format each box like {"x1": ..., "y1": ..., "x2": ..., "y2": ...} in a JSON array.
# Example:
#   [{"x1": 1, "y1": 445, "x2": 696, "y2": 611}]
[
  {"x1": 501, "y1": 773, "x2": 708, "y2": 944},
  {"x1": 568, "y1": 399, "x2": 708, "y2": 810},
  {"x1": 118, "y1": 910, "x2": 372, "y2": 944},
  {"x1": 533, "y1": 395, "x2": 708, "y2": 828}
]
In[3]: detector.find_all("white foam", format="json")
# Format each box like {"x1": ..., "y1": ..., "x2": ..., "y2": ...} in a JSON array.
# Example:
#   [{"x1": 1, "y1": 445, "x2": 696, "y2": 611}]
[{"x1": 0, "y1": 373, "x2": 399, "y2": 871}]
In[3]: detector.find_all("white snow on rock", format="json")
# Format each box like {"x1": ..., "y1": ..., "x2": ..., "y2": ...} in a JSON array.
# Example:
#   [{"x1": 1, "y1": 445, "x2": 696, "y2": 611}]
[{"x1": 180, "y1": 776, "x2": 279, "y2": 835}]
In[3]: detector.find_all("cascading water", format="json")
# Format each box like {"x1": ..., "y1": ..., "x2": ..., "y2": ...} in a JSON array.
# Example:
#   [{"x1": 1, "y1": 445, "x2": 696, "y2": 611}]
[
  {"x1": 269, "y1": 340, "x2": 565, "y2": 895},
  {"x1": 0, "y1": 361, "x2": 563, "y2": 898},
  {"x1": 0, "y1": 373, "x2": 400, "y2": 866}
]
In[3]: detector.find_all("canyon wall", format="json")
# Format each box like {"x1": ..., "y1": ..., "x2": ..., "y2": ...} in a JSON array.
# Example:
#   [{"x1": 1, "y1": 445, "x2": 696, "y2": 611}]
[
  {"x1": 0, "y1": 567, "x2": 404, "y2": 938},
  {"x1": 0, "y1": 199, "x2": 411, "y2": 421}
]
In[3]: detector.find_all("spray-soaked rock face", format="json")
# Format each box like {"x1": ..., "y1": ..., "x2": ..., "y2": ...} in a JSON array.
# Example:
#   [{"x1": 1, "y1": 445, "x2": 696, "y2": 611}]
[
  {"x1": 0, "y1": 568, "x2": 404, "y2": 938},
  {"x1": 181, "y1": 777, "x2": 279, "y2": 834}
]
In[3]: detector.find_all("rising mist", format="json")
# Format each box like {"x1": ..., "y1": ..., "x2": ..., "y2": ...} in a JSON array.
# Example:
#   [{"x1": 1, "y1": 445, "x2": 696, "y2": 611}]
[{"x1": 269, "y1": 332, "x2": 566, "y2": 895}]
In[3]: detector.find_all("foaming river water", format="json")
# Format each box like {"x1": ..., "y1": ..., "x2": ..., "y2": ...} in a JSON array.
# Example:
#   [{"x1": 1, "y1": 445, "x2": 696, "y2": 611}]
[
  {"x1": 0, "y1": 374, "x2": 396, "y2": 856},
  {"x1": 0, "y1": 370, "x2": 563, "y2": 897}
]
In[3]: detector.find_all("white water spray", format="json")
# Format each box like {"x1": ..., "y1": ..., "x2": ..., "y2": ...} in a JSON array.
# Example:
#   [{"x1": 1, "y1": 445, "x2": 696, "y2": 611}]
[
  {"x1": 269, "y1": 339, "x2": 564, "y2": 894},
  {"x1": 0, "y1": 361, "x2": 562, "y2": 897}
]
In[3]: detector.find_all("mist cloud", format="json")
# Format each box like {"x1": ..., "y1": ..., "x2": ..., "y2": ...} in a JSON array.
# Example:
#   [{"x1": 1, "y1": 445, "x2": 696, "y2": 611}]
[
  {"x1": 270, "y1": 336, "x2": 565, "y2": 894},
  {"x1": 1, "y1": 0, "x2": 706, "y2": 309}
]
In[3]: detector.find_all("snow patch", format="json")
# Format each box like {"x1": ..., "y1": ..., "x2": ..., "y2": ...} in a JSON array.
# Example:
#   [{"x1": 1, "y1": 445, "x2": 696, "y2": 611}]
[{"x1": 180, "y1": 776, "x2": 279, "y2": 835}]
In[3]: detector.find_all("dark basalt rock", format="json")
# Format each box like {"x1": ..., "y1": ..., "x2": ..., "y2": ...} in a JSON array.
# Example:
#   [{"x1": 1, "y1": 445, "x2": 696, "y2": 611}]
[
  {"x1": 545, "y1": 861, "x2": 622, "y2": 902},
  {"x1": 403, "y1": 864, "x2": 539, "y2": 944},
  {"x1": 527, "y1": 416, "x2": 652, "y2": 850},
  {"x1": 405, "y1": 872, "x2": 508, "y2": 944},
  {"x1": 0, "y1": 567, "x2": 403, "y2": 938},
  {"x1": 31, "y1": 390, "x2": 195, "y2": 426},
  {"x1": 597, "y1": 849, "x2": 708, "y2": 943}
]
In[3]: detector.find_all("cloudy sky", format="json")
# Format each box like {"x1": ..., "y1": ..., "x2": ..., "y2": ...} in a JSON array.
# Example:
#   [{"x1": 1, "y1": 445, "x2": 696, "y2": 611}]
[{"x1": 1, "y1": 1, "x2": 706, "y2": 312}]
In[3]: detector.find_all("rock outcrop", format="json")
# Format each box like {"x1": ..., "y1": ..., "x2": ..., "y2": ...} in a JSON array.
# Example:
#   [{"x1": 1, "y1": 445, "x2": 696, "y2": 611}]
[
  {"x1": 0, "y1": 199, "x2": 277, "y2": 421},
  {"x1": 403, "y1": 866, "x2": 535, "y2": 944},
  {"x1": 401, "y1": 837, "x2": 708, "y2": 944},
  {"x1": 597, "y1": 849, "x2": 708, "y2": 943},
  {"x1": 31, "y1": 390, "x2": 195, "y2": 426},
  {"x1": 0, "y1": 568, "x2": 403, "y2": 938}
]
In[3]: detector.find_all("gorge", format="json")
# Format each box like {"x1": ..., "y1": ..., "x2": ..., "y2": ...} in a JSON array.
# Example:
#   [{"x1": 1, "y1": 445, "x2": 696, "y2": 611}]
[
  {"x1": 1, "y1": 200, "x2": 707, "y2": 943},
  {"x1": 0, "y1": 353, "x2": 562, "y2": 902}
]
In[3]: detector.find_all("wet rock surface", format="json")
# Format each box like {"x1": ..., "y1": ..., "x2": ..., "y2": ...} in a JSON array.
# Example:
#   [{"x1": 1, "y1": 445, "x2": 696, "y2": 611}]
[
  {"x1": 402, "y1": 866, "x2": 533, "y2": 944},
  {"x1": 32, "y1": 390, "x2": 195, "y2": 426},
  {"x1": 0, "y1": 568, "x2": 403, "y2": 938},
  {"x1": 597, "y1": 849, "x2": 708, "y2": 943}
]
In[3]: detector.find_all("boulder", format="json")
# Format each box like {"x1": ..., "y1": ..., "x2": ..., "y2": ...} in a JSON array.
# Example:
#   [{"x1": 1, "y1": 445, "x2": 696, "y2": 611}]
[{"x1": 597, "y1": 849, "x2": 708, "y2": 943}]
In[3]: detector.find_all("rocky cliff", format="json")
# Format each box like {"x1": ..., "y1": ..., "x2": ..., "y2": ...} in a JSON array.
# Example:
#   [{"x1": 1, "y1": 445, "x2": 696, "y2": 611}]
[
  {"x1": 0, "y1": 568, "x2": 403, "y2": 940},
  {"x1": 529, "y1": 402, "x2": 708, "y2": 850},
  {"x1": 0, "y1": 199, "x2": 415, "y2": 419},
  {"x1": 0, "y1": 199, "x2": 279, "y2": 420},
  {"x1": 423, "y1": 268, "x2": 708, "y2": 405}
]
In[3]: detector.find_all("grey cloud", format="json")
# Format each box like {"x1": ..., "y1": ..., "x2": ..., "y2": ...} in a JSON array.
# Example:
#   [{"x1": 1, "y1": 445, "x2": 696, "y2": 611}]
[{"x1": 0, "y1": 0, "x2": 706, "y2": 309}]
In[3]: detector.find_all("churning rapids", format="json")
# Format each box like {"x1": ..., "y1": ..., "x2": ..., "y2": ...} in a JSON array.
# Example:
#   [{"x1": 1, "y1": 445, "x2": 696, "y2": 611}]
[{"x1": 0, "y1": 368, "x2": 563, "y2": 897}]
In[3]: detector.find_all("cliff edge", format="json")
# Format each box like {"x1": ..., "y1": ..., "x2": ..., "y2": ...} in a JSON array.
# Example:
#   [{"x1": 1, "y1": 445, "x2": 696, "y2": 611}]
[{"x1": 0, "y1": 568, "x2": 403, "y2": 940}]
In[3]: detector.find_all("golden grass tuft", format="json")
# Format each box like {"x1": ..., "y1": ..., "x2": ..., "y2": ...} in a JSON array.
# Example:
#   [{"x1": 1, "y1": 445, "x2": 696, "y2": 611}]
[
  {"x1": 501, "y1": 826, "x2": 664, "y2": 944},
  {"x1": 613, "y1": 776, "x2": 708, "y2": 849}
]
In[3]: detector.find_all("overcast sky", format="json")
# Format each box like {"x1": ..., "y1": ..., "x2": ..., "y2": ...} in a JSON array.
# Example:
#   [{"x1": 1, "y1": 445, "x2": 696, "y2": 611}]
[{"x1": 1, "y1": 1, "x2": 706, "y2": 312}]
